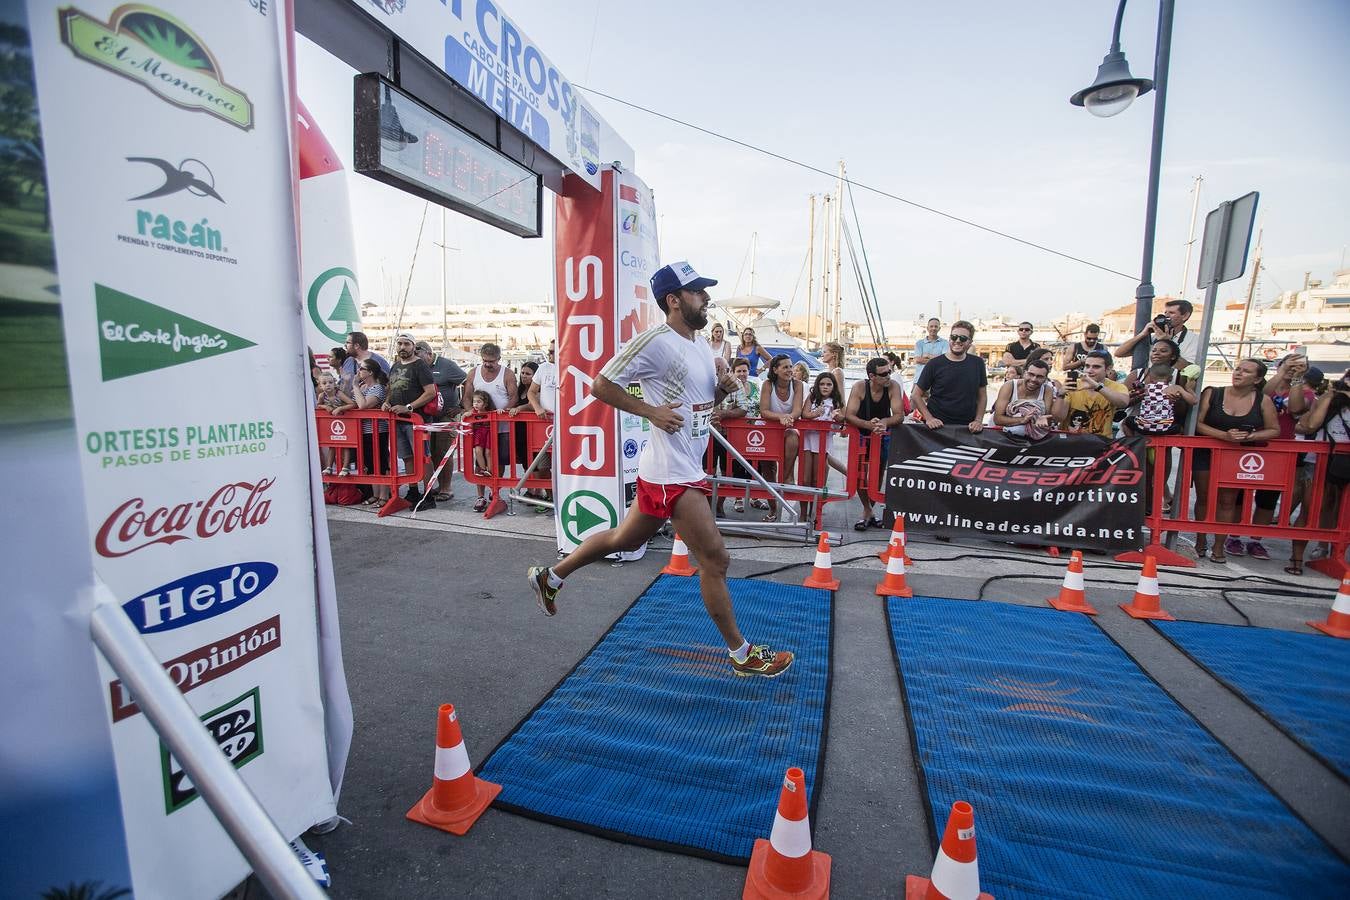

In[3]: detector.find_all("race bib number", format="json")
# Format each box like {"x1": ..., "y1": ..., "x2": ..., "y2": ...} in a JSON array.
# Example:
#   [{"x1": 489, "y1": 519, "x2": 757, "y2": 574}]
[{"x1": 690, "y1": 401, "x2": 713, "y2": 438}]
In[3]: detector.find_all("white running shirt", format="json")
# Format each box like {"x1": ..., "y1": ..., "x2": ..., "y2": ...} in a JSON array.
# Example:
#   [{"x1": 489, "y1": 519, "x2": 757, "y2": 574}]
[{"x1": 600, "y1": 324, "x2": 715, "y2": 485}]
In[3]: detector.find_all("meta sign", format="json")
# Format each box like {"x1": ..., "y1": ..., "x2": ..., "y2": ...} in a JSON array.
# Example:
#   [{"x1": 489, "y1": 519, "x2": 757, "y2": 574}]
[{"x1": 552, "y1": 168, "x2": 660, "y2": 557}]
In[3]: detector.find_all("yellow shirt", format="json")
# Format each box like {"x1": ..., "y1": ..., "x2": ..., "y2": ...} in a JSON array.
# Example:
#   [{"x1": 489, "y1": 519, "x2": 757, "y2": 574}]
[{"x1": 1065, "y1": 380, "x2": 1127, "y2": 437}]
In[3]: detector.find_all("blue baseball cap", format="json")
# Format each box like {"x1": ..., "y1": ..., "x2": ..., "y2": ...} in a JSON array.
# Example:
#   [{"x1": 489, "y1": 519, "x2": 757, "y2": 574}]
[{"x1": 650, "y1": 260, "x2": 718, "y2": 307}]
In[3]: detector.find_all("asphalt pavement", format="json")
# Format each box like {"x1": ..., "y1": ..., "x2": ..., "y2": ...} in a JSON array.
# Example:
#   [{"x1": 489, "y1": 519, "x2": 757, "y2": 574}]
[{"x1": 297, "y1": 511, "x2": 1349, "y2": 898}]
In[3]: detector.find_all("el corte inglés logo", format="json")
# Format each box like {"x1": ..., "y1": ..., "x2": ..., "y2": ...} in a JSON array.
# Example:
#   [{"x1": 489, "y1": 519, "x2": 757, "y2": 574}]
[
  {"x1": 59, "y1": 5, "x2": 254, "y2": 131},
  {"x1": 96, "y1": 283, "x2": 255, "y2": 380}
]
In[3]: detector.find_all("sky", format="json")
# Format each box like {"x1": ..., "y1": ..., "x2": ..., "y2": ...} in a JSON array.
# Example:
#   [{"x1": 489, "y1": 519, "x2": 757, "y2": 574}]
[{"x1": 296, "y1": 0, "x2": 1350, "y2": 331}]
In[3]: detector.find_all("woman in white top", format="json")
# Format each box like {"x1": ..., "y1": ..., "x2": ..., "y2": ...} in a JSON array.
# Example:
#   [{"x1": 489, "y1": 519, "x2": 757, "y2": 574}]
[
  {"x1": 706, "y1": 323, "x2": 733, "y2": 365},
  {"x1": 799, "y1": 371, "x2": 844, "y2": 524},
  {"x1": 759, "y1": 354, "x2": 803, "y2": 521}
]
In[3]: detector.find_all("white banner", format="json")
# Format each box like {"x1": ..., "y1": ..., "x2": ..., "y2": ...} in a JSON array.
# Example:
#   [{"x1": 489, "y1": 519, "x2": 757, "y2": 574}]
[
  {"x1": 614, "y1": 172, "x2": 662, "y2": 510},
  {"x1": 30, "y1": 2, "x2": 336, "y2": 897},
  {"x1": 357, "y1": 0, "x2": 633, "y2": 191}
]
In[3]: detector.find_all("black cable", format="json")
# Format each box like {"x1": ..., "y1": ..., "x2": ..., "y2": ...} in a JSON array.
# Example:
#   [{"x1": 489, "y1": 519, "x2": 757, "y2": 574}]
[{"x1": 577, "y1": 85, "x2": 1137, "y2": 281}]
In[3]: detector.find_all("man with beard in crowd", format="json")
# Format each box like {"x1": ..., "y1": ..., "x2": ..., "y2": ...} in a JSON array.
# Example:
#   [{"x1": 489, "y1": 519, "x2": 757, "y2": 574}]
[
  {"x1": 416, "y1": 340, "x2": 466, "y2": 502},
  {"x1": 382, "y1": 332, "x2": 437, "y2": 507}
]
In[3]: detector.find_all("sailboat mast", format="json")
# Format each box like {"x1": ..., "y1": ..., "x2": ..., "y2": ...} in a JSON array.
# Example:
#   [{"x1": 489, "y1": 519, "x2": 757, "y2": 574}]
[
  {"x1": 805, "y1": 194, "x2": 816, "y2": 349},
  {"x1": 819, "y1": 194, "x2": 831, "y2": 347},
  {"x1": 831, "y1": 161, "x2": 844, "y2": 342},
  {"x1": 1179, "y1": 175, "x2": 1203, "y2": 303},
  {"x1": 750, "y1": 231, "x2": 758, "y2": 297}
]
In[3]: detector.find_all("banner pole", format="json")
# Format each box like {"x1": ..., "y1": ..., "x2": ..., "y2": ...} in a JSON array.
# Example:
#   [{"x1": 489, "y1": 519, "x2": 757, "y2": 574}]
[{"x1": 90, "y1": 598, "x2": 325, "y2": 900}]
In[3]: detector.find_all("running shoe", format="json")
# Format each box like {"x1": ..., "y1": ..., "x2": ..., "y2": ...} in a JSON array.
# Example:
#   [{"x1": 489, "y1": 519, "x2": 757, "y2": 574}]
[
  {"x1": 527, "y1": 566, "x2": 558, "y2": 617},
  {"x1": 730, "y1": 644, "x2": 794, "y2": 678},
  {"x1": 1224, "y1": 537, "x2": 1246, "y2": 557},
  {"x1": 1246, "y1": 540, "x2": 1271, "y2": 560}
]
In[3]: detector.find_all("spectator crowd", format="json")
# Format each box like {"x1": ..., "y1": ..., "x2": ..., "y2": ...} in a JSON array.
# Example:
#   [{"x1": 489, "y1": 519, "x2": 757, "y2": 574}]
[{"x1": 312, "y1": 308, "x2": 1349, "y2": 573}]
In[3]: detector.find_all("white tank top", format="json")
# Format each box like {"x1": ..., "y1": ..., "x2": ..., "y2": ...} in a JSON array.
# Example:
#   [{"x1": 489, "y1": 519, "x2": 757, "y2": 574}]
[
  {"x1": 763, "y1": 379, "x2": 795, "y2": 415},
  {"x1": 477, "y1": 364, "x2": 511, "y2": 431},
  {"x1": 1010, "y1": 379, "x2": 1051, "y2": 409}
]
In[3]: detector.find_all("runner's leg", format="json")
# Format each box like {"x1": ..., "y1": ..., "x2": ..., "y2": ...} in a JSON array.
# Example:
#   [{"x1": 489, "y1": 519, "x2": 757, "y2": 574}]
[
  {"x1": 670, "y1": 487, "x2": 745, "y2": 651},
  {"x1": 550, "y1": 504, "x2": 665, "y2": 580}
]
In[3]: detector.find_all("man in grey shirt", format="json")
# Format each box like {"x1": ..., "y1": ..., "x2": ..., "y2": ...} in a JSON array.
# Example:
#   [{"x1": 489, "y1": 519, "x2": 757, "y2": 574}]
[{"x1": 416, "y1": 341, "x2": 466, "y2": 501}]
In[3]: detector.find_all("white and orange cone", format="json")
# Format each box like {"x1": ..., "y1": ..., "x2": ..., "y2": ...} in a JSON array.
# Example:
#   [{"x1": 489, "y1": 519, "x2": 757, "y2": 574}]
[
  {"x1": 876, "y1": 539, "x2": 914, "y2": 598},
  {"x1": 742, "y1": 767, "x2": 831, "y2": 900},
  {"x1": 1119, "y1": 554, "x2": 1173, "y2": 620},
  {"x1": 803, "y1": 533, "x2": 840, "y2": 590},
  {"x1": 1047, "y1": 550, "x2": 1097, "y2": 615},
  {"x1": 406, "y1": 703, "x2": 501, "y2": 835},
  {"x1": 879, "y1": 517, "x2": 913, "y2": 566},
  {"x1": 661, "y1": 533, "x2": 698, "y2": 577},
  {"x1": 906, "y1": 800, "x2": 993, "y2": 900},
  {"x1": 1308, "y1": 575, "x2": 1350, "y2": 638}
]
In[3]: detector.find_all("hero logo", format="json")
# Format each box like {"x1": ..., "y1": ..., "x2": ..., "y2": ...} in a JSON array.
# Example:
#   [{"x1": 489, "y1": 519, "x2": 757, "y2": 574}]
[
  {"x1": 121, "y1": 562, "x2": 278, "y2": 633},
  {"x1": 95, "y1": 478, "x2": 275, "y2": 557},
  {"x1": 562, "y1": 253, "x2": 612, "y2": 475}
]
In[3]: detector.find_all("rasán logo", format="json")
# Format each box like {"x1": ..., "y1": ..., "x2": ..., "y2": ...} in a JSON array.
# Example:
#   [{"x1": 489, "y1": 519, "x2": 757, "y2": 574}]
[
  {"x1": 59, "y1": 5, "x2": 254, "y2": 130},
  {"x1": 95, "y1": 477, "x2": 275, "y2": 558},
  {"x1": 121, "y1": 561, "x2": 277, "y2": 632}
]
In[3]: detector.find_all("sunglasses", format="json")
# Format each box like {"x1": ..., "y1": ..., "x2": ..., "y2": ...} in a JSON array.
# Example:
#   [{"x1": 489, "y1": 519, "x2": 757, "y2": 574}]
[
  {"x1": 871, "y1": 370, "x2": 892, "y2": 378},
  {"x1": 1018, "y1": 328, "x2": 1031, "y2": 332},
  {"x1": 950, "y1": 334, "x2": 972, "y2": 343}
]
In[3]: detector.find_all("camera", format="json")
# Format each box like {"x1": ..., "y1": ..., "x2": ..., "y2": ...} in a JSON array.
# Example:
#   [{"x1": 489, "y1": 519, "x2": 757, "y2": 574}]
[{"x1": 1153, "y1": 314, "x2": 1169, "y2": 330}]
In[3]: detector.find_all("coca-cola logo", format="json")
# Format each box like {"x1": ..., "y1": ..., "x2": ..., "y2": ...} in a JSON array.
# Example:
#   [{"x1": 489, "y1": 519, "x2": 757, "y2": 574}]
[{"x1": 95, "y1": 478, "x2": 275, "y2": 557}]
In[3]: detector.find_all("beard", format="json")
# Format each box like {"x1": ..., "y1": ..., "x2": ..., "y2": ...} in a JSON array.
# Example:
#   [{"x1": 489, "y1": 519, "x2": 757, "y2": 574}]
[{"x1": 681, "y1": 303, "x2": 709, "y2": 330}]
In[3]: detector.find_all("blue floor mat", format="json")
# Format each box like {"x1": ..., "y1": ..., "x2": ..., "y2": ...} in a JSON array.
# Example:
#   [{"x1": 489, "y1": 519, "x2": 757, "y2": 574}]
[
  {"x1": 476, "y1": 575, "x2": 832, "y2": 862},
  {"x1": 1155, "y1": 619, "x2": 1350, "y2": 781},
  {"x1": 887, "y1": 596, "x2": 1348, "y2": 899}
]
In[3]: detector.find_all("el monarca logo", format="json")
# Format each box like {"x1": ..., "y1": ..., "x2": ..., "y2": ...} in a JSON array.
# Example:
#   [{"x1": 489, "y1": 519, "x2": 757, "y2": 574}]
[{"x1": 59, "y1": 5, "x2": 254, "y2": 130}]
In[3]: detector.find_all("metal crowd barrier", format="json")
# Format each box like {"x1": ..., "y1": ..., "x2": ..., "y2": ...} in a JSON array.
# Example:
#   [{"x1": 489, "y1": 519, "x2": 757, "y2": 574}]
[
  {"x1": 314, "y1": 409, "x2": 428, "y2": 516},
  {"x1": 1117, "y1": 435, "x2": 1349, "y2": 577}
]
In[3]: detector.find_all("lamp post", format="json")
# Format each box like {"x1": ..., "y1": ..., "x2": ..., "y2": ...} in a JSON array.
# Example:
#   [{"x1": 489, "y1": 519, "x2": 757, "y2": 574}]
[{"x1": 1071, "y1": 0, "x2": 1175, "y2": 373}]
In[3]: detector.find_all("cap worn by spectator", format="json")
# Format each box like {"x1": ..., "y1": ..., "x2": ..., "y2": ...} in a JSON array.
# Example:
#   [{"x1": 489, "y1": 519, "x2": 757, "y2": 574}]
[
  {"x1": 396, "y1": 331, "x2": 415, "y2": 343},
  {"x1": 414, "y1": 340, "x2": 432, "y2": 354}
]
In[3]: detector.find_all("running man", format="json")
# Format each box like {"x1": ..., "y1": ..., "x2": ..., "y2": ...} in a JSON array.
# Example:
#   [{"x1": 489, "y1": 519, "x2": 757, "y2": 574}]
[{"x1": 527, "y1": 261, "x2": 794, "y2": 678}]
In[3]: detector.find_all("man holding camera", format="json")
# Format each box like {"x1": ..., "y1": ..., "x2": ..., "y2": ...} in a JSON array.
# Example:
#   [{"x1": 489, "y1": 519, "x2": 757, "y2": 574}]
[{"x1": 1114, "y1": 299, "x2": 1200, "y2": 368}]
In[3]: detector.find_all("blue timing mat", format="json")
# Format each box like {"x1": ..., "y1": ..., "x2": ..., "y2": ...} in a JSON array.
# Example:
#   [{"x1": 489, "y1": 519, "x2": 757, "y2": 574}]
[
  {"x1": 887, "y1": 596, "x2": 1348, "y2": 898},
  {"x1": 476, "y1": 575, "x2": 831, "y2": 861},
  {"x1": 1155, "y1": 619, "x2": 1350, "y2": 781}
]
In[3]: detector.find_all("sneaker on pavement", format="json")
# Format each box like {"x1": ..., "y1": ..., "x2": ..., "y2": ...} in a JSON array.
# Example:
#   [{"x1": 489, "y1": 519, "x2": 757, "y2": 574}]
[
  {"x1": 1246, "y1": 540, "x2": 1270, "y2": 560},
  {"x1": 527, "y1": 566, "x2": 558, "y2": 616},
  {"x1": 730, "y1": 644, "x2": 794, "y2": 678},
  {"x1": 1224, "y1": 537, "x2": 1246, "y2": 557}
]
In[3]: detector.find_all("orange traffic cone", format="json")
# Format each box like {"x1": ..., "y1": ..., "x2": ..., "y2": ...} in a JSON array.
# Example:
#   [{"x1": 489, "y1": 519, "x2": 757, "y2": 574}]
[
  {"x1": 1308, "y1": 575, "x2": 1350, "y2": 638},
  {"x1": 1119, "y1": 554, "x2": 1173, "y2": 620},
  {"x1": 406, "y1": 703, "x2": 501, "y2": 835},
  {"x1": 743, "y1": 767, "x2": 831, "y2": 900},
  {"x1": 876, "y1": 539, "x2": 914, "y2": 598},
  {"x1": 662, "y1": 533, "x2": 698, "y2": 576},
  {"x1": 879, "y1": 517, "x2": 913, "y2": 565},
  {"x1": 803, "y1": 534, "x2": 840, "y2": 590},
  {"x1": 905, "y1": 801, "x2": 993, "y2": 900},
  {"x1": 1047, "y1": 550, "x2": 1097, "y2": 615}
]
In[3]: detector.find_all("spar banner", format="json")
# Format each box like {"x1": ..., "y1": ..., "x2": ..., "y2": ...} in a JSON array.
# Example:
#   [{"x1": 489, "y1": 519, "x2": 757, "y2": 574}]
[
  {"x1": 553, "y1": 168, "x2": 658, "y2": 557},
  {"x1": 884, "y1": 427, "x2": 1147, "y2": 552},
  {"x1": 28, "y1": 2, "x2": 337, "y2": 897},
  {"x1": 357, "y1": 0, "x2": 633, "y2": 191}
]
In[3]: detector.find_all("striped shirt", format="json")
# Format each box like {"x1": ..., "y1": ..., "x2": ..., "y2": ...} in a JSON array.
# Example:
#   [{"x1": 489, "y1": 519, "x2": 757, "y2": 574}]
[{"x1": 600, "y1": 324, "x2": 716, "y2": 484}]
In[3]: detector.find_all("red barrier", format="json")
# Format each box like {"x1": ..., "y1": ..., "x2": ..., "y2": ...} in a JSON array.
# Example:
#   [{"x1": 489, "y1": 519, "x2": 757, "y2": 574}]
[
  {"x1": 1118, "y1": 436, "x2": 1349, "y2": 577},
  {"x1": 706, "y1": 418, "x2": 881, "y2": 529},
  {"x1": 315, "y1": 409, "x2": 427, "y2": 516},
  {"x1": 458, "y1": 410, "x2": 554, "y2": 496}
]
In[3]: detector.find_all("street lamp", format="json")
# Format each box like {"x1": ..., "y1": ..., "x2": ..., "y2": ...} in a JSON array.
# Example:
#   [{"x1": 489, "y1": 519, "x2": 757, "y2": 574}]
[{"x1": 1071, "y1": 0, "x2": 1175, "y2": 372}]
